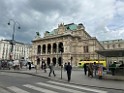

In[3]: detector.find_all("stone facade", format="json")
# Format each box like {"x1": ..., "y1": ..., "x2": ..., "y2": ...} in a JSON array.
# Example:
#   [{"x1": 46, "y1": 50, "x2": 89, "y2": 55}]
[
  {"x1": 100, "y1": 39, "x2": 124, "y2": 63},
  {"x1": 31, "y1": 23, "x2": 104, "y2": 66},
  {"x1": 100, "y1": 39, "x2": 124, "y2": 50}
]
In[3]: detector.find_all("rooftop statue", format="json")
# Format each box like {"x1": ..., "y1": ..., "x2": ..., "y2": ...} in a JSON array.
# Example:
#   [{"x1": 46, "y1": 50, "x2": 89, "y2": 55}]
[
  {"x1": 35, "y1": 32, "x2": 41, "y2": 39},
  {"x1": 36, "y1": 32, "x2": 40, "y2": 36}
]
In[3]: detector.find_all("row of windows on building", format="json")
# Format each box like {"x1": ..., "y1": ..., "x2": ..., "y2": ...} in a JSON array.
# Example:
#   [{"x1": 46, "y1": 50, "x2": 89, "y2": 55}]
[
  {"x1": 106, "y1": 44, "x2": 121, "y2": 49},
  {"x1": 36, "y1": 42, "x2": 122, "y2": 55},
  {"x1": 36, "y1": 42, "x2": 64, "y2": 54},
  {"x1": 36, "y1": 43, "x2": 89, "y2": 54}
]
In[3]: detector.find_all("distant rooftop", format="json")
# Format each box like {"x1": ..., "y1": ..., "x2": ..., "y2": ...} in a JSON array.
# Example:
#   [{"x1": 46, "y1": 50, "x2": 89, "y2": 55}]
[
  {"x1": 0, "y1": 39, "x2": 31, "y2": 45},
  {"x1": 100, "y1": 39, "x2": 124, "y2": 44}
]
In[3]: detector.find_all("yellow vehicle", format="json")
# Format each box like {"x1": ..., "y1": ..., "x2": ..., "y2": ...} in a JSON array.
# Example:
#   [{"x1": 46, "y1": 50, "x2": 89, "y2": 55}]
[{"x1": 78, "y1": 60, "x2": 106, "y2": 68}]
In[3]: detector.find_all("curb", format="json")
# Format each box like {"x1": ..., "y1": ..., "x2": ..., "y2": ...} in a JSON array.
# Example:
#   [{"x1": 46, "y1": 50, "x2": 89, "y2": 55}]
[
  {"x1": 102, "y1": 76, "x2": 124, "y2": 81},
  {"x1": 1, "y1": 70, "x2": 124, "y2": 91}
]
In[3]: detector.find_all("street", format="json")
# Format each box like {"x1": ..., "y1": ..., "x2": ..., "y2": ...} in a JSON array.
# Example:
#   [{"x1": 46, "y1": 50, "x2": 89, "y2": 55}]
[{"x1": 0, "y1": 72, "x2": 124, "y2": 93}]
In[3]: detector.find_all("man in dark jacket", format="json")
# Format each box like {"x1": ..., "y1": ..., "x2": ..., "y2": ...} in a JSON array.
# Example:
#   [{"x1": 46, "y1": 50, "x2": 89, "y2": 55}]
[
  {"x1": 83, "y1": 63, "x2": 87, "y2": 75},
  {"x1": 65, "y1": 62, "x2": 72, "y2": 82}
]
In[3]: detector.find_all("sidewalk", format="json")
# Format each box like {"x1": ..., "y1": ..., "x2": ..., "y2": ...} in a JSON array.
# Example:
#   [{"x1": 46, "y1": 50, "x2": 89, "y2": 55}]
[{"x1": 1, "y1": 68, "x2": 124, "y2": 90}]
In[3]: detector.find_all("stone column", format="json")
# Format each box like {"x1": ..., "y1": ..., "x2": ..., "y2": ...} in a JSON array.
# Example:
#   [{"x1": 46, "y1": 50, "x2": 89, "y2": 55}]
[
  {"x1": 57, "y1": 43, "x2": 59, "y2": 53},
  {"x1": 51, "y1": 43, "x2": 53, "y2": 54}
]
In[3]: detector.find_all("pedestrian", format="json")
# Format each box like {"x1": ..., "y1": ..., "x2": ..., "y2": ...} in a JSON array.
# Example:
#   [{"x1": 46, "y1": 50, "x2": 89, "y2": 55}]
[
  {"x1": 98, "y1": 64, "x2": 103, "y2": 79},
  {"x1": 41, "y1": 63, "x2": 43, "y2": 70},
  {"x1": 41, "y1": 60, "x2": 44, "y2": 70},
  {"x1": 83, "y1": 63, "x2": 87, "y2": 75},
  {"x1": 87, "y1": 63, "x2": 93, "y2": 77},
  {"x1": 110, "y1": 62, "x2": 116, "y2": 76},
  {"x1": 93, "y1": 62, "x2": 98, "y2": 77},
  {"x1": 64, "y1": 62, "x2": 67, "y2": 71},
  {"x1": 43, "y1": 62, "x2": 47, "y2": 73},
  {"x1": 65, "y1": 62, "x2": 72, "y2": 82},
  {"x1": 28, "y1": 62, "x2": 31, "y2": 70},
  {"x1": 49, "y1": 63, "x2": 56, "y2": 77}
]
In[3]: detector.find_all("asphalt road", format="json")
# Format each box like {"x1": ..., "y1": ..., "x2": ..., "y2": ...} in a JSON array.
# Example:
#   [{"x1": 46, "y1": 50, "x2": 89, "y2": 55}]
[{"x1": 0, "y1": 72, "x2": 123, "y2": 93}]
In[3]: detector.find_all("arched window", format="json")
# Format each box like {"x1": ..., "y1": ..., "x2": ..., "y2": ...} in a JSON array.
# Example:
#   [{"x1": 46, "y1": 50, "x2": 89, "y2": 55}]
[
  {"x1": 42, "y1": 44, "x2": 46, "y2": 54},
  {"x1": 53, "y1": 43, "x2": 57, "y2": 53},
  {"x1": 47, "y1": 44, "x2": 51, "y2": 54},
  {"x1": 58, "y1": 42, "x2": 64, "y2": 53},
  {"x1": 37, "y1": 45, "x2": 41, "y2": 54}
]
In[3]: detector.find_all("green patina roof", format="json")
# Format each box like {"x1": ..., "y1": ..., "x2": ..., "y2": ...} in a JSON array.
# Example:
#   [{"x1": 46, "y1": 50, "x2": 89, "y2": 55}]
[
  {"x1": 46, "y1": 23, "x2": 78, "y2": 36},
  {"x1": 65, "y1": 23, "x2": 77, "y2": 31},
  {"x1": 47, "y1": 29, "x2": 57, "y2": 35}
]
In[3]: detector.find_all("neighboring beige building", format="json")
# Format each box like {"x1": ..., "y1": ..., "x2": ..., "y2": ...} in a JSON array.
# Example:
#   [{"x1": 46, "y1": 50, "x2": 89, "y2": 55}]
[
  {"x1": 0, "y1": 39, "x2": 31, "y2": 60},
  {"x1": 31, "y1": 23, "x2": 104, "y2": 66},
  {"x1": 100, "y1": 39, "x2": 124, "y2": 50},
  {"x1": 100, "y1": 39, "x2": 124, "y2": 63}
]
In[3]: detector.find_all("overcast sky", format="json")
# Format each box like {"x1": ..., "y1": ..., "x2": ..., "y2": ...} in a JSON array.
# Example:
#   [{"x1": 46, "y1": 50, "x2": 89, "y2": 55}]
[{"x1": 0, "y1": 0, "x2": 124, "y2": 43}]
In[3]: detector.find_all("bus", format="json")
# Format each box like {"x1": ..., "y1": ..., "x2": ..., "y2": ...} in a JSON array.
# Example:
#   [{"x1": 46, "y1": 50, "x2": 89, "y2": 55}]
[{"x1": 78, "y1": 60, "x2": 106, "y2": 68}]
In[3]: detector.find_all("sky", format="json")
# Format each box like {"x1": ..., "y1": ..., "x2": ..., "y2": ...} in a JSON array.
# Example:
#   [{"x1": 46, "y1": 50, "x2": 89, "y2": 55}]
[{"x1": 0, "y1": 0, "x2": 124, "y2": 43}]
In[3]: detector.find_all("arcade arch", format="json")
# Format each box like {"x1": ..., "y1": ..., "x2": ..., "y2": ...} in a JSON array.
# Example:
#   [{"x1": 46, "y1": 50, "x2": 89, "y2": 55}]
[
  {"x1": 37, "y1": 45, "x2": 41, "y2": 54},
  {"x1": 42, "y1": 44, "x2": 46, "y2": 54}
]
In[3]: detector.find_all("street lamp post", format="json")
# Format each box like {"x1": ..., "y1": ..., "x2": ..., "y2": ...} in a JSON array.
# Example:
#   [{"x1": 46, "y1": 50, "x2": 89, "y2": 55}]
[{"x1": 8, "y1": 19, "x2": 21, "y2": 60}]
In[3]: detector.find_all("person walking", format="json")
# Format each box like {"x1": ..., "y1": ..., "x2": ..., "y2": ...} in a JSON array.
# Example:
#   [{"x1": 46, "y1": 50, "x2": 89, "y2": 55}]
[
  {"x1": 28, "y1": 62, "x2": 31, "y2": 70},
  {"x1": 43, "y1": 62, "x2": 47, "y2": 73},
  {"x1": 65, "y1": 62, "x2": 72, "y2": 82},
  {"x1": 49, "y1": 63, "x2": 56, "y2": 77},
  {"x1": 87, "y1": 63, "x2": 93, "y2": 77},
  {"x1": 93, "y1": 62, "x2": 98, "y2": 77},
  {"x1": 64, "y1": 62, "x2": 67, "y2": 71},
  {"x1": 110, "y1": 62, "x2": 116, "y2": 76},
  {"x1": 83, "y1": 63, "x2": 87, "y2": 75},
  {"x1": 98, "y1": 64, "x2": 103, "y2": 79}
]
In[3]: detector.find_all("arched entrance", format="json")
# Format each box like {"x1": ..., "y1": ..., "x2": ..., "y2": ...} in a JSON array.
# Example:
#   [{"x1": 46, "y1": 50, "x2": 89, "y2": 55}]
[
  {"x1": 37, "y1": 45, "x2": 41, "y2": 54},
  {"x1": 47, "y1": 57, "x2": 51, "y2": 65},
  {"x1": 58, "y1": 42, "x2": 64, "y2": 53},
  {"x1": 47, "y1": 44, "x2": 51, "y2": 54},
  {"x1": 52, "y1": 57, "x2": 56, "y2": 66},
  {"x1": 42, "y1": 44, "x2": 46, "y2": 54},
  {"x1": 53, "y1": 43, "x2": 57, "y2": 53},
  {"x1": 58, "y1": 57, "x2": 62, "y2": 66}
]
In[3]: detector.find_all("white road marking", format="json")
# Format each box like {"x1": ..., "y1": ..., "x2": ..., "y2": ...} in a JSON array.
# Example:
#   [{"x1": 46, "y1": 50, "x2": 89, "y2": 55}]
[
  {"x1": 48, "y1": 81, "x2": 108, "y2": 93},
  {"x1": 23, "y1": 84, "x2": 58, "y2": 93},
  {"x1": 7, "y1": 86, "x2": 30, "y2": 93},
  {"x1": 37, "y1": 82, "x2": 86, "y2": 93},
  {"x1": 0, "y1": 87, "x2": 11, "y2": 93}
]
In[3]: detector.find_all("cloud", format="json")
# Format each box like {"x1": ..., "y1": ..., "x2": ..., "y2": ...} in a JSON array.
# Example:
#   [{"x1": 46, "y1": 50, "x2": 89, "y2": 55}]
[{"x1": 0, "y1": 0, "x2": 124, "y2": 43}]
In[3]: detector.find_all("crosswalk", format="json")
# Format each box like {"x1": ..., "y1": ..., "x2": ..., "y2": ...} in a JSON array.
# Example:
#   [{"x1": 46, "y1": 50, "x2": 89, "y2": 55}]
[{"x1": 5, "y1": 81, "x2": 108, "y2": 93}]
